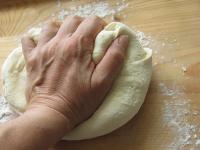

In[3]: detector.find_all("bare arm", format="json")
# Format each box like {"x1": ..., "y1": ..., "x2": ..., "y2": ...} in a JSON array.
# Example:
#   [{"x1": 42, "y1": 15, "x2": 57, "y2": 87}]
[
  {"x1": 0, "y1": 15, "x2": 128, "y2": 150},
  {"x1": 0, "y1": 107, "x2": 69, "y2": 149}
]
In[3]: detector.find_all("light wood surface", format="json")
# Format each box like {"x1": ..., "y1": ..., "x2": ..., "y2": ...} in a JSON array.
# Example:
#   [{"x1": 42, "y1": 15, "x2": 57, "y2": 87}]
[{"x1": 0, "y1": 0, "x2": 200, "y2": 149}]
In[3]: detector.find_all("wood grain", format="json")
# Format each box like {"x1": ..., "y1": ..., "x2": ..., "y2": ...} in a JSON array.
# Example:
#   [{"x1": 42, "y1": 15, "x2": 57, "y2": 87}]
[{"x1": 0, "y1": 0, "x2": 200, "y2": 149}]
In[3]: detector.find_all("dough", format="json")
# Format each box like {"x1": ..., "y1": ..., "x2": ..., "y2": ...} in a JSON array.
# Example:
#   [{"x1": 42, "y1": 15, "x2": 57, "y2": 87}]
[{"x1": 2, "y1": 22, "x2": 152, "y2": 140}]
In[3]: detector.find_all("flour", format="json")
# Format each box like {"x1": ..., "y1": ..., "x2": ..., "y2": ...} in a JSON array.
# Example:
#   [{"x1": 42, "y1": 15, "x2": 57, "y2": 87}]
[
  {"x1": 181, "y1": 64, "x2": 187, "y2": 72},
  {"x1": 147, "y1": 31, "x2": 200, "y2": 149},
  {"x1": 0, "y1": 96, "x2": 18, "y2": 123},
  {"x1": 159, "y1": 81, "x2": 200, "y2": 149},
  {"x1": 196, "y1": 140, "x2": 200, "y2": 145},
  {"x1": 152, "y1": 32, "x2": 200, "y2": 149},
  {"x1": 56, "y1": 0, "x2": 128, "y2": 20}
]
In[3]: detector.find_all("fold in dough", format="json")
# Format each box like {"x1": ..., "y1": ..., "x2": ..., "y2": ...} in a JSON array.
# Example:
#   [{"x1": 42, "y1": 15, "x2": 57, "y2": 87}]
[{"x1": 2, "y1": 22, "x2": 152, "y2": 140}]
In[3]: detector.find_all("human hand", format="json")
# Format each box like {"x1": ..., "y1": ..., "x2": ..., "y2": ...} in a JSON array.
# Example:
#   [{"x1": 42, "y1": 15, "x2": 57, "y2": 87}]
[{"x1": 21, "y1": 16, "x2": 129, "y2": 129}]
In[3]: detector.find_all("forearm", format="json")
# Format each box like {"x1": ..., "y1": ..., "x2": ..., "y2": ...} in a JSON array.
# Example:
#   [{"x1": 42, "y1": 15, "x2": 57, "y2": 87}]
[{"x1": 0, "y1": 106, "x2": 70, "y2": 150}]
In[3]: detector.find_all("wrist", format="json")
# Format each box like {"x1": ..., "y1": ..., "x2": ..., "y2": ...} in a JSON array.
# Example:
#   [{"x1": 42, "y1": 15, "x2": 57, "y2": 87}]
[
  {"x1": 0, "y1": 106, "x2": 72, "y2": 150},
  {"x1": 27, "y1": 95, "x2": 78, "y2": 128},
  {"x1": 25, "y1": 105, "x2": 73, "y2": 132}
]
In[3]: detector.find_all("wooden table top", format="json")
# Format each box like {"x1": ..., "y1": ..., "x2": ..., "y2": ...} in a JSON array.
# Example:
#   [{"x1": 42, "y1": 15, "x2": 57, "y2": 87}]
[{"x1": 0, "y1": 0, "x2": 200, "y2": 149}]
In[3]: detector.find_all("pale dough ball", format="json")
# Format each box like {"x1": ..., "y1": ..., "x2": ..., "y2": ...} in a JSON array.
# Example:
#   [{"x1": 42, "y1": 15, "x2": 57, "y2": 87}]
[{"x1": 2, "y1": 22, "x2": 152, "y2": 140}]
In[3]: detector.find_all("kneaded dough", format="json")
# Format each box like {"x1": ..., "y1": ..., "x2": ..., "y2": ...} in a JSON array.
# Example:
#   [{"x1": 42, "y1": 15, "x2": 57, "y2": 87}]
[{"x1": 2, "y1": 22, "x2": 152, "y2": 140}]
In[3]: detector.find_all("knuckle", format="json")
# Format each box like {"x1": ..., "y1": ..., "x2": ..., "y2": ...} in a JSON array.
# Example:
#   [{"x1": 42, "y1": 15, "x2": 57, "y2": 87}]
[
  {"x1": 89, "y1": 15, "x2": 105, "y2": 25},
  {"x1": 72, "y1": 15, "x2": 82, "y2": 21},
  {"x1": 47, "y1": 21, "x2": 55, "y2": 27},
  {"x1": 65, "y1": 38, "x2": 77, "y2": 50},
  {"x1": 44, "y1": 22, "x2": 53, "y2": 29},
  {"x1": 82, "y1": 35, "x2": 93, "y2": 46},
  {"x1": 68, "y1": 15, "x2": 82, "y2": 22},
  {"x1": 45, "y1": 41, "x2": 58, "y2": 55},
  {"x1": 26, "y1": 55, "x2": 36, "y2": 67},
  {"x1": 89, "y1": 15, "x2": 100, "y2": 21},
  {"x1": 79, "y1": 34, "x2": 94, "y2": 50},
  {"x1": 62, "y1": 38, "x2": 79, "y2": 57},
  {"x1": 72, "y1": 34, "x2": 94, "y2": 51},
  {"x1": 43, "y1": 21, "x2": 58, "y2": 32},
  {"x1": 67, "y1": 49, "x2": 78, "y2": 59}
]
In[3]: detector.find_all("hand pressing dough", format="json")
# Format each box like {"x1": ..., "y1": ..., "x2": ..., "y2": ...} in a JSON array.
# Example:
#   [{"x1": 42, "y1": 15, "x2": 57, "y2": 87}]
[{"x1": 2, "y1": 22, "x2": 152, "y2": 140}]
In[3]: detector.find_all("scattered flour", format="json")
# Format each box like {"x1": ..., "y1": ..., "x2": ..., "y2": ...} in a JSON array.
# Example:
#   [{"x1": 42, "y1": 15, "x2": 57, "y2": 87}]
[
  {"x1": 0, "y1": 96, "x2": 18, "y2": 123},
  {"x1": 181, "y1": 64, "x2": 187, "y2": 72},
  {"x1": 56, "y1": 0, "x2": 129, "y2": 20},
  {"x1": 159, "y1": 82, "x2": 200, "y2": 149},
  {"x1": 134, "y1": 30, "x2": 151, "y2": 47},
  {"x1": 196, "y1": 140, "x2": 200, "y2": 145}
]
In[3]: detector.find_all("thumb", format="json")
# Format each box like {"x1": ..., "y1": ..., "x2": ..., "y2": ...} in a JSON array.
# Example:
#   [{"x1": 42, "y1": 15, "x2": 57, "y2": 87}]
[
  {"x1": 21, "y1": 36, "x2": 36, "y2": 61},
  {"x1": 91, "y1": 35, "x2": 129, "y2": 93}
]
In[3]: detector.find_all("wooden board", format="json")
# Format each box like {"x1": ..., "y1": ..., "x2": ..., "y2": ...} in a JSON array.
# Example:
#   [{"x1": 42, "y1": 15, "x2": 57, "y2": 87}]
[{"x1": 0, "y1": 0, "x2": 200, "y2": 149}]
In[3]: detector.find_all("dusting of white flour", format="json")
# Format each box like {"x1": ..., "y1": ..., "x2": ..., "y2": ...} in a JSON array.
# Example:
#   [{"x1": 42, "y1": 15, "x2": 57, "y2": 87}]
[
  {"x1": 55, "y1": 0, "x2": 128, "y2": 20},
  {"x1": 159, "y1": 82, "x2": 200, "y2": 149},
  {"x1": 0, "y1": 96, "x2": 18, "y2": 123}
]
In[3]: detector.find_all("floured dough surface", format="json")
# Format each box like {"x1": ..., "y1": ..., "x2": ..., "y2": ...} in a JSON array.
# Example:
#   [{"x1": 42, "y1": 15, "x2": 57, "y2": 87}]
[{"x1": 2, "y1": 22, "x2": 152, "y2": 140}]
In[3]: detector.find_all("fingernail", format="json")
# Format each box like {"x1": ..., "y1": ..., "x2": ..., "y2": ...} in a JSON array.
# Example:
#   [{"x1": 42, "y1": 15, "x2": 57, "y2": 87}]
[
  {"x1": 117, "y1": 35, "x2": 129, "y2": 51},
  {"x1": 118, "y1": 35, "x2": 128, "y2": 43}
]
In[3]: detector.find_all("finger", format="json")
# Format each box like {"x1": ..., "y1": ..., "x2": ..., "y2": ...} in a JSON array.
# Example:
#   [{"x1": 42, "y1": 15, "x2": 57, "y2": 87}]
[
  {"x1": 57, "y1": 15, "x2": 83, "y2": 37},
  {"x1": 92, "y1": 35, "x2": 129, "y2": 91},
  {"x1": 21, "y1": 36, "x2": 36, "y2": 60},
  {"x1": 37, "y1": 21, "x2": 60, "y2": 46},
  {"x1": 73, "y1": 15, "x2": 106, "y2": 50}
]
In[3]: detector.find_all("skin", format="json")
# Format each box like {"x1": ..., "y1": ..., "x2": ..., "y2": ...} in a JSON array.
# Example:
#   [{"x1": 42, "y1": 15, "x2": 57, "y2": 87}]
[{"x1": 0, "y1": 15, "x2": 129, "y2": 150}]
